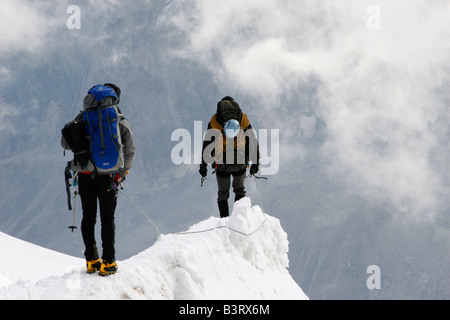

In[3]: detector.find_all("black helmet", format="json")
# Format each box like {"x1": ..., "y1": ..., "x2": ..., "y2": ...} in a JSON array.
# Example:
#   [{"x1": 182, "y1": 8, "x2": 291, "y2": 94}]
[{"x1": 104, "y1": 83, "x2": 121, "y2": 103}]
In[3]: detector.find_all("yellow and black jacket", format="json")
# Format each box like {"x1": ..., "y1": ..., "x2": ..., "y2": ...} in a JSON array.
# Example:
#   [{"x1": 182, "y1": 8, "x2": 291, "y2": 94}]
[{"x1": 202, "y1": 111, "x2": 259, "y2": 176}]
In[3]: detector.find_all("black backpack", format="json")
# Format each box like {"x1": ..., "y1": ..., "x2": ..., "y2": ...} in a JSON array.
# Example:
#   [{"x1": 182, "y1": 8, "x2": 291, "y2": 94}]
[
  {"x1": 216, "y1": 96, "x2": 243, "y2": 126},
  {"x1": 61, "y1": 119, "x2": 91, "y2": 167}
]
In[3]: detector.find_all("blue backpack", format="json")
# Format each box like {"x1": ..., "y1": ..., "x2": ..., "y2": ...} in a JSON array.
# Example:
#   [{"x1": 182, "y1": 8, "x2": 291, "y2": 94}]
[{"x1": 79, "y1": 85, "x2": 125, "y2": 174}]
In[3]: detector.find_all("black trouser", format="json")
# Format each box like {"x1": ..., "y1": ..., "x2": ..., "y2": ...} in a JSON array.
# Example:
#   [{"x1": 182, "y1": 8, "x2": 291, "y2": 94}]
[
  {"x1": 216, "y1": 164, "x2": 246, "y2": 217},
  {"x1": 78, "y1": 173, "x2": 118, "y2": 263}
]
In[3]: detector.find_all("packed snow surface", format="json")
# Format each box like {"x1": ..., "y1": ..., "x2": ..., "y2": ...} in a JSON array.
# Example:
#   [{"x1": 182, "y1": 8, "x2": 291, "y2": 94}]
[{"x1": 0, "y1": 198, "x2": 308, "y2": 300}]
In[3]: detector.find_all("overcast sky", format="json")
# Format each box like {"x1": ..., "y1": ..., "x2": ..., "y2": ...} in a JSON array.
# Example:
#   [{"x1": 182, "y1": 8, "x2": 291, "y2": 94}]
[
  {"x1": 2, "y1": 0, "x2": 450, "y2": 222},
  {"x1": 168, "y1": 0, "x2": 450, "y2": 222}
]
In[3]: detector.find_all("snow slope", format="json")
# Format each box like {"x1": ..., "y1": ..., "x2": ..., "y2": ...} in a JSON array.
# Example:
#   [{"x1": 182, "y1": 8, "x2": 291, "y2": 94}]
[
  {"x1": 0, "y1": 231, "x2": 83, "y2": 288},
  {"x1": 0, "y1": 198, "x2": 308, "y2": 300}
]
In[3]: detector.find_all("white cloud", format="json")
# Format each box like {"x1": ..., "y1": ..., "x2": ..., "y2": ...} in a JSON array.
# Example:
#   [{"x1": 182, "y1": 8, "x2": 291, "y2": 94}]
[
  {"x1": 0, "y1": 0, "x2": 52, "y2": 55},
  {"x1": 170, "y1": 0, "x2": 450, "y2": 220}
]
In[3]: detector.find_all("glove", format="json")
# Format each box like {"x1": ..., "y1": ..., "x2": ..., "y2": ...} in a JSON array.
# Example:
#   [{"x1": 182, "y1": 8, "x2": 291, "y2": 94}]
[
  {"x1": 113, "y1": 173, "x2": 122, "y2": 185},
  {"x1": 199, "y1": 164, "x2": 207, "y2": 177},
  {"x1": 250, "y1": 164, "x2": 259, "y2": 175}
]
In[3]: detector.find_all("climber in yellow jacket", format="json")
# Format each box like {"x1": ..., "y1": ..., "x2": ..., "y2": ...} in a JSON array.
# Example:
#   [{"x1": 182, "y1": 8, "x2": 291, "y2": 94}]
[{"x1": 200, "y1": 96, "x2": 260, "y2": 218}]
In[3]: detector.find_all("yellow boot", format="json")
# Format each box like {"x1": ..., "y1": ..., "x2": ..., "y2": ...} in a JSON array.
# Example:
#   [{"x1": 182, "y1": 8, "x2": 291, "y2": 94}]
[
  {"x1": 99, "y1": 261, "x2": 118, "y2": 276},
  {"x1": 86, "y1": 258, "x2": 102, "y2": 274}
]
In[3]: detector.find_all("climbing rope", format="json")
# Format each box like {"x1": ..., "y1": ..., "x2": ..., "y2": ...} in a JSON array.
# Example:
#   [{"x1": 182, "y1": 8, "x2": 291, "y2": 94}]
[
  {"x1": 118, "y1": 175, "x2": 268, "y2": 239},
  {"x1": 118, "y1": 189, "x2": 161, "y2": 237},
  {"x1": 176, "y1": 175, "x2": 268, "y2": 237}
]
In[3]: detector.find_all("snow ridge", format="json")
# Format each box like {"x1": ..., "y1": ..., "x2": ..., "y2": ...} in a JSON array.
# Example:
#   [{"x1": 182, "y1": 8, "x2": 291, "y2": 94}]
[{"x1": 0, "y1": 198, "x2": 308, "y2": 300}]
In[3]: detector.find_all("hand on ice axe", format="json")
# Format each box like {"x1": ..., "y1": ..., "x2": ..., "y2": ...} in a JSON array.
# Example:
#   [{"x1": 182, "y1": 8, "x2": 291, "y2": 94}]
[
  {"x1": 199, "y1": 164, "x2": 207, "y2": 187},
  {"x1": 113, "y1": 170, "x2": 129, "y2": 190}
]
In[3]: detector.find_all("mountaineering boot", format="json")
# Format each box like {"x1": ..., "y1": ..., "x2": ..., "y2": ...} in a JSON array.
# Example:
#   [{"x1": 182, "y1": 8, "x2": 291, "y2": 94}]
[
  {"x1": 234, "y1": 193, "x2": 245, "y2": 202},
  {"x1": 99, "y1": 261, "x2": 118, "y2": 276},
  {"x1": 218, "y1": 200, "x2": 229, "y2": 218},
  {"x1": 86, "y1": 258, "x2": 102, "y2": 274}
]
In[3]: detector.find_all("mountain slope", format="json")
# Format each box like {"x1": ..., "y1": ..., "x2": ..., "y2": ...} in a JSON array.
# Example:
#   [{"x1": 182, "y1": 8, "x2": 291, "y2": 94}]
[
  {"x1": 0, "y1": 231, "x2": 83, "y2": 288},
  {"x1": 0, "y1": 197, "x2": 308, "y2": 300}
]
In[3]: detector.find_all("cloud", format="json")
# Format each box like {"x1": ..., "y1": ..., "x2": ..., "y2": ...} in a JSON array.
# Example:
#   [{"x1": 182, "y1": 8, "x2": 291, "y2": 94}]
[
  {"x1": 169, "y1": 0, "x2": 450, "y2": 220},
  {"x1": 0, "y1": 1, "x2": 71, "y2": 87},
  {"x1": 1, "y1": 0, "x2": 449, "y2": 220},
  {"x1": 0, "y1": 0, "x2": 53, "y2": 56},
  {"x1": 314, "y1": 1, "x2": 450, "y2": 220}
]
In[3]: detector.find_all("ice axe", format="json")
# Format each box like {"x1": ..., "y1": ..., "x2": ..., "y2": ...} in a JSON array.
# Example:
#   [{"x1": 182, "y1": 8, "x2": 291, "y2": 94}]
[
  {"x1": 68, "y1": 188, "x2": 79, "y2": 233},
  {"x1": 65, "y1": 163, "x2": 73, "y2": 211},
  {"x1": 65, "y1": 163, "x2": 79, "y2": 232}
]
